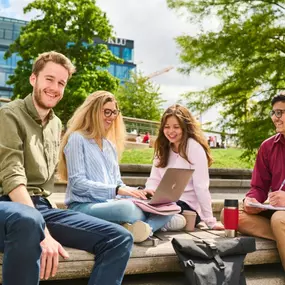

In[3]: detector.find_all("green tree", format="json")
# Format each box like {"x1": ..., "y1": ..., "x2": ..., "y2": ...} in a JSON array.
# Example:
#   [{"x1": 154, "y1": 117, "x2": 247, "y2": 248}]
[
  {"x1": 115, "y1": 72, "x2": 165, "y2": 121},
  {"x1": 5, "y1": 0, "x2": 122, "y2": 126},
  {"x1": 167, "y1": 0, "x2": 285, "y2": 158}
]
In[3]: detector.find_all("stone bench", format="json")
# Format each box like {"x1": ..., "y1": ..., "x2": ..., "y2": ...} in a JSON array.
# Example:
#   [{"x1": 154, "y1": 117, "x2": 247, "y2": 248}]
[
  {"x1": 54, "y1": 178, "x2": 251, "y2": 194},
  {"x1": 0, "y1": 191, "x2": 279, "y2": 283},
  {"x1": 0, "y1": 229, "x2": 279, "y2": 282},
  {"x1": 121, "y1": 177, "x2": 251, "y2": 192},
  {"x1": 119, "y1": 165, "x2": 253, "y2": 180}
]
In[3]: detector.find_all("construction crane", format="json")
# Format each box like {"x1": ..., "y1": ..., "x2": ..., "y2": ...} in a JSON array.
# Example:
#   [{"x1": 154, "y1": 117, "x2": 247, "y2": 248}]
[{"x1": 145, "y1": 66, "x2": 174, "y2": 80}]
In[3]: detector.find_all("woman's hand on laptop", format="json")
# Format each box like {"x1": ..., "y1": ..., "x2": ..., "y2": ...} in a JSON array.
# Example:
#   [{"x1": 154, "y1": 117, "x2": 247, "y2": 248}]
[
  {"x1": 142, "y1": 189, "x2": 155, "y2": 199},
  {"x1": 117, "y1": 187, "x2": 148, "y2": 200}
]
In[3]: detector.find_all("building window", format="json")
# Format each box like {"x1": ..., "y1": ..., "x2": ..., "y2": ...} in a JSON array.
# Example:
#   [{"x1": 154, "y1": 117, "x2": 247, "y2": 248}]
[
  {"x1": 11, "y1": 54, "x2": 17, "y2": 68},
  {"x1": 0, "y1": 50, "x2": 12, "y2": 68},
  {"x1": 10, "y1": 54, "x2": 21, "y2": 68},
  {"x1": 0, "y1": 72, "x2": 6, "y2": 86},
  {"x1": 109, "y1": 45, "x2": 120, "y2": 57},
  {"x1": 108, "y1": 64, "x2": 115, "y2": 75},
  {"x1": 122, "y1": 48, "x2": 133, "y2": 62},
  {"x1": 115, "y1": 65, "x2": 131, "y2": 81},
  {"x1": 0, "y1": 90, "x2": 12, "y2": 99},
  {"x1": 13, "y1": 30, "x2": 20, "y2": 40},
  {"x1": 5, "y1": 73, "x2": 13, "y2": 86},
  {"x1": 4, "y1": 29, "x2": 13, "y2": 40},
  {"x1": 0, "y1": 71, "x2": 13, "y2": 87}
]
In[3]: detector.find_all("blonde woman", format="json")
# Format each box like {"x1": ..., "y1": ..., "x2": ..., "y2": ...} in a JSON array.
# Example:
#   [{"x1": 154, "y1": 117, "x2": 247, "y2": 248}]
[
  {"x1": 146, "y1": 104, "x2": 224, "y2": 230},
  {"x1": 58, "y1": 91, "x2": 172, "y2": 242}
]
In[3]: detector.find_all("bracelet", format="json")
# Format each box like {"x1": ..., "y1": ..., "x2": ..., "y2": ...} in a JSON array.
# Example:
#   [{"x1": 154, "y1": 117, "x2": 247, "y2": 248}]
[{"x1": 115, "y1": 185, "x2": 121, "y2": 195}]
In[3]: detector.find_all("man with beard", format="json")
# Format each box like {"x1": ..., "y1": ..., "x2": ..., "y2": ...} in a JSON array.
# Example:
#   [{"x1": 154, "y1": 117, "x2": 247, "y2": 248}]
[
  {"x1": 0, "y1": 51, "x2": 133, "y2": 285},
  {"x1": 236, "y1": 94, "x2": 285, "y2": 270}
]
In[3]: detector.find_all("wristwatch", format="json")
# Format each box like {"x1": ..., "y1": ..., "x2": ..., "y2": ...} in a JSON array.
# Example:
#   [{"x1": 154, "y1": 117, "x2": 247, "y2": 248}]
[{"x1": 115, "y1": 185, "x2": 121, "y2": 195}]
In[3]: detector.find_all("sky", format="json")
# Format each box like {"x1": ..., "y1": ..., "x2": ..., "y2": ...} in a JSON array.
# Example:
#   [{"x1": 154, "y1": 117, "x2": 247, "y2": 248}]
[{"x1": 0, "y1": 0, "x2": 220, "y2": 124}]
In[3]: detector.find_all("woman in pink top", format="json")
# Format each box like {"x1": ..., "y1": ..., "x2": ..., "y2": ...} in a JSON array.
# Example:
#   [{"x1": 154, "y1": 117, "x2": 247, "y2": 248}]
[{"x1": 146, "y1": 104, "x2": 224, "y2": 230}]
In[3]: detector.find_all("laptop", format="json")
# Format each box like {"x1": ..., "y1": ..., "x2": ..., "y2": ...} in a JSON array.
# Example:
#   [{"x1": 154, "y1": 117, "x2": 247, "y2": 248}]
[{"x1": 147, "y1": 168, "x2": 194, "y2": 205}]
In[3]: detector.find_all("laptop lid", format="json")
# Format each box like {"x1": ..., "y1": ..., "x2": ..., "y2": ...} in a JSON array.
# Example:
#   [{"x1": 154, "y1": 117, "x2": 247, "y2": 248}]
[{"x1": 149, "y1": 168, "x2": 194, "y2": 205}]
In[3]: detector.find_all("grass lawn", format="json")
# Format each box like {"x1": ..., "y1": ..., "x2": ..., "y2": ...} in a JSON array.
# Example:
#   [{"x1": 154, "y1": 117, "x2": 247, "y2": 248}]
[{"x1": 120, "y1": 148, "x2": 254, "y2": 169}]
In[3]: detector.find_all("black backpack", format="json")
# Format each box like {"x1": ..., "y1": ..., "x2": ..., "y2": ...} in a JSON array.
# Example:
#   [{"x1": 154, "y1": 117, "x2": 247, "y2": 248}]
[{"x1": 172, "y1": 236, "x2": 256, "y2": 285}]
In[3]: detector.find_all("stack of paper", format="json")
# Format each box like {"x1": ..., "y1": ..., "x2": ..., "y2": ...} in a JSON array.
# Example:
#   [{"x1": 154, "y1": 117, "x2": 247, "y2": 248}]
[{"x1": 248, "y1": 202, "x2": 285, "y2": 211}]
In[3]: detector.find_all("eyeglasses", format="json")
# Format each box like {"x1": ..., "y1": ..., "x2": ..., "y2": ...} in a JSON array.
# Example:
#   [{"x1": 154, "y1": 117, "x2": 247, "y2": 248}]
[
  {"x1": 103, "y1": 109, "x2": 120, "y2": 117},
  {"x1": 269, "y1": 109, "x2": 285, "y2": 118}
]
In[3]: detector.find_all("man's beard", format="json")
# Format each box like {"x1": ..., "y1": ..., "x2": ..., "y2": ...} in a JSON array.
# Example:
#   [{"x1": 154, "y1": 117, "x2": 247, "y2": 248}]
[
  {"x1": 33, "y1": 81, "x2": 61, "y2": 110},
  {"x1": 34, "y1": 87, "x2": 50, "y2": 111}
]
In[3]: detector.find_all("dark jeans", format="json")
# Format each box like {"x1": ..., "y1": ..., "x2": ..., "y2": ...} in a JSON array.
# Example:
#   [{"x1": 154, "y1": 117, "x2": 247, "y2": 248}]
[
  {"x1": 0, "y1": 196, "x2": 133, "y2": 285},
  {"x1": 0, "y1": 201, "x2": 45, "y2": 285},
  {"x1": 177, "y1": 200, "x2": 201, "y2": 226}
]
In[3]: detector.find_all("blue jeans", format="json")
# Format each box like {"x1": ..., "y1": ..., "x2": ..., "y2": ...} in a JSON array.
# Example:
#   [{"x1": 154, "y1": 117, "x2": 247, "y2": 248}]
[
  {"x1": 69, "y1": 199, "x2": 172, "y2": 232},
  {"x1": 0, "y1": 201, "x2": 45, "y2": 285},
  {"x1": 0, "y1": 196, "x2": 133, "y2": 285}
]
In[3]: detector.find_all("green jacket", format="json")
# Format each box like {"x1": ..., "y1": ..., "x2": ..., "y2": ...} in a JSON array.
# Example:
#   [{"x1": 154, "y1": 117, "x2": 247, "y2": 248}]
[{"x1": 0, "y1": 94, "x2": 62, "y2": 196}]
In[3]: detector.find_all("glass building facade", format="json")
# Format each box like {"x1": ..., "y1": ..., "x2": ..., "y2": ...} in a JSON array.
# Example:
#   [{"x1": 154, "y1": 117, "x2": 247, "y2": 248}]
[
  {"x1": 0, "y1": 16, "x2": 25, "y2": 99},
  {"x1": 94, "y1": 37, "x2": 136, "y2": 83},
  {"x1": 0, "y1": 16, "x2": 136, "y2": 100}
]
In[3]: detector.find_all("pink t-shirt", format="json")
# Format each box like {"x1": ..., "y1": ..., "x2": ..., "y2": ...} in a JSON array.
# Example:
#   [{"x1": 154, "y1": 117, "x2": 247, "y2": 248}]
[{"x1": 146, "y1": 138, "x2": 216, "y2": 228}]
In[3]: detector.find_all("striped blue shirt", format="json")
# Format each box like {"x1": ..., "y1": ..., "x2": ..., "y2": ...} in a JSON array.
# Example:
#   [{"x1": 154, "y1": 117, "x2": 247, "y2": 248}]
[{"x1": 64, "y1": 132, "x2": 125, "y2": 205}]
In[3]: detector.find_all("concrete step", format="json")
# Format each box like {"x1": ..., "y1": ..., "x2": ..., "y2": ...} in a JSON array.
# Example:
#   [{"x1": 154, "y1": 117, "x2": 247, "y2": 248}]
[
  {"x1": 121, "y1": 176, "x2": 250, "y2": 189},
  {"x1": 119, "y1": 165, "x2": 253, "y2": 180},
  {"x1": 246, "y1": 264, "x2": 285, "y2": 284},
  {"x1": 54, "y1": 178, "x2": 250, "y2": 194}
]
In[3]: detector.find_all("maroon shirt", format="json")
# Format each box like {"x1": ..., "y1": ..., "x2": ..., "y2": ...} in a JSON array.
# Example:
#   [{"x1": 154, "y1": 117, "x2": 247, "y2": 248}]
[
  {"x1": 142, "y1": 134, "x2": 150, "y2": 143},
  {"x1": 246, "y1": 133, "x2": 285, "y2": 203}
]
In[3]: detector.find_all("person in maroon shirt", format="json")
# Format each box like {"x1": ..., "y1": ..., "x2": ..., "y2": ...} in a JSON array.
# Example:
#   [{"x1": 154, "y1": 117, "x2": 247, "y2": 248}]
[
  {"x1": 142, "y1": 132, "x2": 150, "y2": 143},
  {"x1": 239, "y1": 94, "x2": 285, "y2": 270}
]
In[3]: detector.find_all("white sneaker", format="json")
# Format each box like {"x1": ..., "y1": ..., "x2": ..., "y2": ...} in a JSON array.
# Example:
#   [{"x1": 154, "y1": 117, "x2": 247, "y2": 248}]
[
  {"x1": 162, "y1": 214, "x2": 186, "y2": 231},
  {"x1": 123, "y1": 220, "x2": 152, "y2": 243}
]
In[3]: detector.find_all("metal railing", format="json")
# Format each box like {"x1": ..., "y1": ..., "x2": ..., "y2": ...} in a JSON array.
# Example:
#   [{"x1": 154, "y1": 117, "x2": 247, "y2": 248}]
[
  {"x1": 123, "y1": 116, "x2": 236, "y2": 138},
  {"x1": 123, "y1": 116, "x2": 160, "y2": 136},
  {"x1": 0, "y1": 99, "x2": 236, "y2": 141},
  {"x1": 0, "y1": 97, "x2": 11, "y2": 107},
  {"x1": 0, "y1": 16, "x2": 27, "y2": 25}
]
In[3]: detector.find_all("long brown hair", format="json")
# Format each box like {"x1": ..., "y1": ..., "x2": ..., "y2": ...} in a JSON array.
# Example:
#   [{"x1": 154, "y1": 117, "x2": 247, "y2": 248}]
[
  {"x1": 154, "y1": 104, "x2": 213, "y2": 167},
  {"x1": 58, "y1": 91, "x2": 126, "y2": 181}
]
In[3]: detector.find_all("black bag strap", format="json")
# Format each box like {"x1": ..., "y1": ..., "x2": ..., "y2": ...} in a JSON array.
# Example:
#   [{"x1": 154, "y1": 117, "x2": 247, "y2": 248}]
[
  {"x1": 203, "y1": 239, "x2": 225, "y2": 270},
  {"x1": 183, "y1": 259, "x2": 195, "y2": 269}
]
